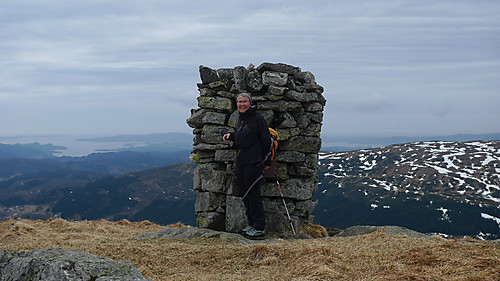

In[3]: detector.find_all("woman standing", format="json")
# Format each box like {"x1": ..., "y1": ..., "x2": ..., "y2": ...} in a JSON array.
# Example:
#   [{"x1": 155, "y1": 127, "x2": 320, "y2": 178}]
[{"x1": 223, "y1": 92, "x2": 271, "y2": 239}]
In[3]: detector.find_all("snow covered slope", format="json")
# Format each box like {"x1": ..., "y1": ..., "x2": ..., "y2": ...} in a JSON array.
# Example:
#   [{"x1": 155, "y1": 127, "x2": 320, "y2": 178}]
[{"x1": 314, "y1": 140, "x2": 499, "y2": 239}]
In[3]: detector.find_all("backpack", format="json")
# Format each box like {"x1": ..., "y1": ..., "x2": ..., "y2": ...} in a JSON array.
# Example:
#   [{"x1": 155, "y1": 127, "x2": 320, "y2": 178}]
[
  {"x1": 263, "y1": 127, "x2": 280, "y2": 180},
  {"x1": 268, "y1": 127, "x2": 280, "y2": 161}
]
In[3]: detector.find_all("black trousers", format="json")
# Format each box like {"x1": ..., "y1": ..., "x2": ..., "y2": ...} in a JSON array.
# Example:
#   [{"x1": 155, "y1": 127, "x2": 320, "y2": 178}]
[{"x1": 235, "y1": 164, "x2": 265, "y2": 231}]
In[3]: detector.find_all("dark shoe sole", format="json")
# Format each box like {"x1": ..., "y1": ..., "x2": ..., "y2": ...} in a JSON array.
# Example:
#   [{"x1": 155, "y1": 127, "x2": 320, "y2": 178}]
[{"x1": 243, "y1": 233, "x2": 266, "y2": 240}]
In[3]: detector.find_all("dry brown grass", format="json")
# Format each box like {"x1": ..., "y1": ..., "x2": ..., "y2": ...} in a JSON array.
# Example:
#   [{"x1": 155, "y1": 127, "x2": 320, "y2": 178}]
[
  {"x1": 299, "y1": 222, "x2": 329, "y2": 238},
  {"x1": 1, "y1": 219, "x2": 499, "y2": 281}
]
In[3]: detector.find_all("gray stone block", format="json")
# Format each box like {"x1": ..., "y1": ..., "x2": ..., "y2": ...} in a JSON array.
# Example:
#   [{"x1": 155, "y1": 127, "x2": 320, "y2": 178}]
[
  {"x1": 214, "y1": 149, "x2": 237, "y2": 162},
  {"x1": 200, "y1": 124, "x2": 233, "y2": 144},
  {"x1": 196, "y1": 212, "x2": 225, "y2": 231},
  {"x1": 284, "y1": 90, "x2": 319, "y2": 102},
  {"x1": 276, "y1": 151, "x2": 306, "y2": 163},
  {"x1": 258, "y1": 100, "x2": 302, "y2": 112},
  {"x1": 233, "y1": 66, "x2": 247, "y2": 91},
  {"x1": 268, "y1": 85, "x2": 288, "y2": 96},
  {"x1": 197, "y1": 96, "x2": 233, "y2": 111},
  {"x1": 202, "y1": 112, "x2": 227, "y2": 125},
  {"x1": 225, "y1": 196, "x2": 248, "y2": 233},
  {"x1": 280, "y1": 136, "x2": 322, "y2": 153},
  {"x1": 261, "y1": 179, "x2": 314, "y2": 200},
  {"x1": 195, "y1": 191, "x2": 226, "y2": 212},
  {"x1": 247, "y1": 69, "x2": 263, "y2": 92},
  {"x1": 257, "y1": 62, "x2": 301, "y2": 75},
  {"x1": 193, "y1": 163, "x2": 231, "y2": 193},
  {"x1": 262, "y1": 71, "x2": 288, "y2": 86},
  {"x1": 263, "y1": 198, "x2": 298, "y2": 233},
  {"x1": 199, "y1": 65, "x2": 219, "y2": 84}
]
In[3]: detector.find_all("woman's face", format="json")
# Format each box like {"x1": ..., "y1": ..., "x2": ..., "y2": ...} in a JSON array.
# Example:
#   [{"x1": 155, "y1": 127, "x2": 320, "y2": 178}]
[{"x1": 237, "y1": 97, "x2": 251, "y2": 113}]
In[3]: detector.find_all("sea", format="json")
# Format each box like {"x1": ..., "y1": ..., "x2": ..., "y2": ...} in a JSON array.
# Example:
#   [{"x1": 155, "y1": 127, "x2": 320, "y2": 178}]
[{"x1": 0, "y1": 135, "x2": 146, "y2": 157}]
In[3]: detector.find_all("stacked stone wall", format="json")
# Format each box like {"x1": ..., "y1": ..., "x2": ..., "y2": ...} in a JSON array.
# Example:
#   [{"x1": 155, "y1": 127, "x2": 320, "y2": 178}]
[{"x1": 186, "y1": 62, "x2": 326, "y2": 233}]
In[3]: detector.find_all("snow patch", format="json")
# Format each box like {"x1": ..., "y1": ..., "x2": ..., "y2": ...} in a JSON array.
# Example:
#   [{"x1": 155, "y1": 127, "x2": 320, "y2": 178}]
[
  {"x1": 481, "y1": 155, "x2": 496, "y2": 166},
  {"x1": 481, "y1": 213, "x2": 500, "y2": 228},
  {"x1": 361, "y1": 159, "x2": 377, "y2": 170},
  {"x1": 437, "y1": 207, "x2": 451, "y2": 222},
  {"x1": 426, "y1": 164, "x2": 452, "y2": 174},
  {"x1": 373, "y1": 179, "x2": 398, "y2": 192}
]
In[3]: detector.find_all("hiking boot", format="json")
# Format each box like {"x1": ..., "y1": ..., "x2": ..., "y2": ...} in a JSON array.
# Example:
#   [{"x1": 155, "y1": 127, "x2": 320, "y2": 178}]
[
  {"x1": 240, "y1": 226, "x2": 255, "y2": 234},
  {"x1": 243, "y1": 229, "x2": 266, "y2": 240}
]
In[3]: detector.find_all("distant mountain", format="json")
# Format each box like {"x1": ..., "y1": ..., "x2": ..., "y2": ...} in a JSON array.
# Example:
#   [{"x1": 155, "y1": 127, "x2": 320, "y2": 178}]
[
  {"x1": 0, "y1": 133, "x2": 193, "y2": 157},
  {"x1": 52, "y1": 163, "x2": 197, "y2": 225},
  {"x1": 4, "y1": 132, "x2": 496, "y2": 157},
  {"x1": 0, "y1": 158, "x2": 72, "y2": 180},
  {"x1": 0, "y1": 150, "x2": 190, "y2": 220},
  {"x1": 57, "y1": 150, "x2": 190, "y2": 175},
  {"x1": 75, "y1": 132, "x2": 500, "y2": 154},
  {"x1": 0, "y1": 150, "x2": 189, "y2": 179},
  {"x1": 1, "y1": 140, "x2": 498, "y2": 239},
  {"x1": 322, "y1": 133, "x2": 500, "y2": 150},
  {"x1": 77, "y1": 132, "x2": 192, "y2": 143},
  {"x1": 314, "y1": 140, "x2": 500, "y2": 239},
  {"x1": 0, "y1": 143, "x2": 65, "y2": 159},
  {"x1": 77, "y1": 132, "x2": 193, "y2": 153},
  {"x1": 0, "y1": 163, "x2": 197, "y2": 225}
]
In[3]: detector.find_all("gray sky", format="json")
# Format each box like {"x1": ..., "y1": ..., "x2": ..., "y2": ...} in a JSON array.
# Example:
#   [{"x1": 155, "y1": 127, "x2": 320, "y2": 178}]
[{"x1": 1, "y1": 0, "x2": 499, "y2": 138}]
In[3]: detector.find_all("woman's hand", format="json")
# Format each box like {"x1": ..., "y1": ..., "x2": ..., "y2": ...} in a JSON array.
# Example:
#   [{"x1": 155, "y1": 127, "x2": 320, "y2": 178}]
[{"x1": 223, "y1": 133, "x2": 231, "y2": 143}]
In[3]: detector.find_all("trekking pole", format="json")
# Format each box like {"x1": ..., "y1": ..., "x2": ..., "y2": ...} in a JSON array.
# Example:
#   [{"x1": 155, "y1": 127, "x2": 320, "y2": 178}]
[
  {"x1": 241, "y1": 174, "x2": 264, "y2": 200},
  {"x1": 276, "y1": 180, "x2": 296, "y2": 234}
]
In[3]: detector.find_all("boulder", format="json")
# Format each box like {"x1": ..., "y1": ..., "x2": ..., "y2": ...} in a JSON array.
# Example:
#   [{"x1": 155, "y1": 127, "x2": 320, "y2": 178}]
[
  {"x1": 136, "y1": 226, "x2": 241, "y2": 240},
  {"x1": 334, "y1": 225, "x2": 432, "y2": 239},
  {"x1": 335, "y1": 225, "x2": 378, "y2": 237},
  {"x1": 0, "y1": 248, "x2": 148, "y2": 281}
]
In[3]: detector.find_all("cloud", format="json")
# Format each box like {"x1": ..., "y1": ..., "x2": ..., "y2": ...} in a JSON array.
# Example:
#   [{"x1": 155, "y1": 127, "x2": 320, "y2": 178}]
[
  {"x1": 336, "y1": 93, "x2": 395, "y2": 112},
  {"x1": 1, "y1": 0, "x2": 499, "y2": 136},
  {"x1": 427, "y1": 101, "x2": 455, "y2": 118}
]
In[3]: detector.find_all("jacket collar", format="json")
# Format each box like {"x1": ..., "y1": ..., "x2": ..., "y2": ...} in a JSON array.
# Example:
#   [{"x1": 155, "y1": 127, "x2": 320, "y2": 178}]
[{"x1": 239, "y1": 105, "x2": 257, "y2": 119}]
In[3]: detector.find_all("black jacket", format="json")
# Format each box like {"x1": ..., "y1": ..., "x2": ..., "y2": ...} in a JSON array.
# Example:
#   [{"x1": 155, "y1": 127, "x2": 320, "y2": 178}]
[{"x1": 228, "y1": 107, "x2": 271, "y2": 167}]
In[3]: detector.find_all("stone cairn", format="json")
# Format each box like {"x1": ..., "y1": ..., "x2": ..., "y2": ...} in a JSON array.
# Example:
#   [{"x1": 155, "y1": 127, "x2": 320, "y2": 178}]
[{"x1": 186, "y1": 62, "x2": 326, "y2": 233}]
